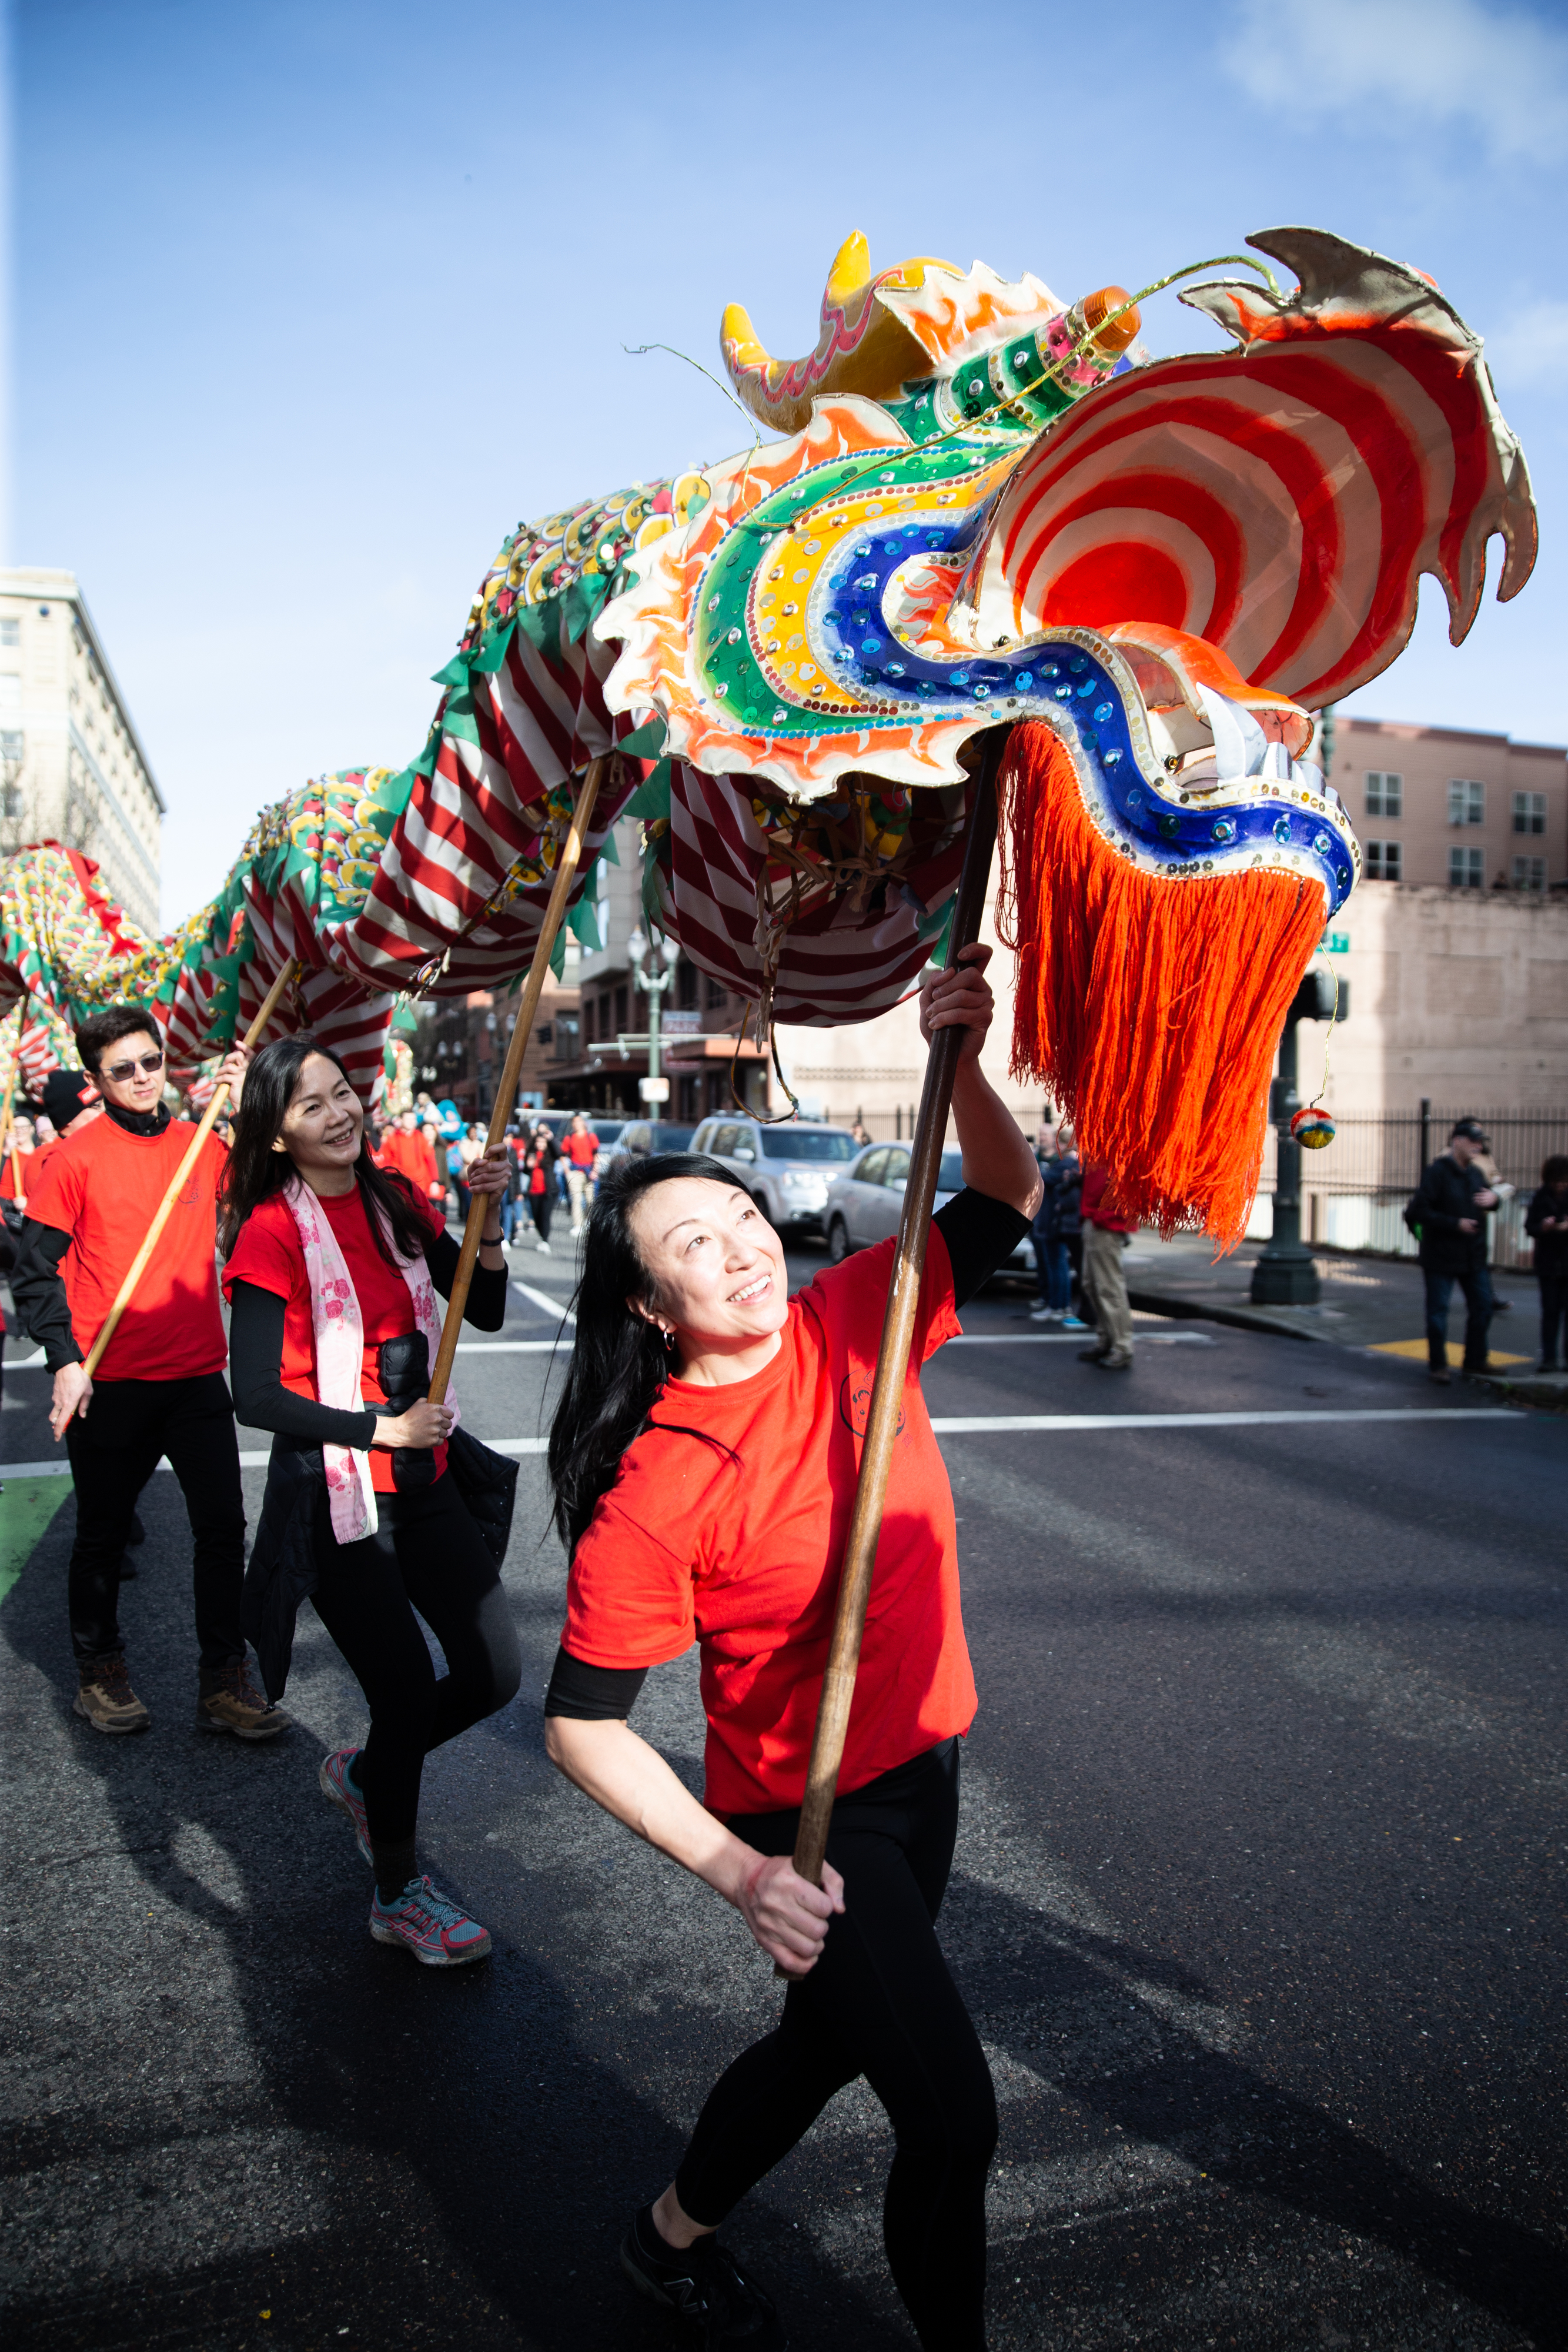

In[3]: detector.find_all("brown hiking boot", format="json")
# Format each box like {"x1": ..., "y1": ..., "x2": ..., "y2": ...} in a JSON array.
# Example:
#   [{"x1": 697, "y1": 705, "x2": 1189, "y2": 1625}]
[
  {"x1": 196, "y1": 1660, "x2": 292, "y2": 1742},
  {"x1": 75, "y1": 1655, "x2": 152, "y2": 1735}
]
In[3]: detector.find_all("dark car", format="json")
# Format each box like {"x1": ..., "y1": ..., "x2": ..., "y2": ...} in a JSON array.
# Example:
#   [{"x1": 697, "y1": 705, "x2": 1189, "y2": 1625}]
[{"x1": 599, "y1": 1120, "x2": 698, "y2": 1170}]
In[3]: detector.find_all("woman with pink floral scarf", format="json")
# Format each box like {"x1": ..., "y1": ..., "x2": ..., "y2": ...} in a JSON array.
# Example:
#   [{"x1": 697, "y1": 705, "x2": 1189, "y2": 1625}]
[{"x1": 220, "y1": 1037, "x2": 520, "y2": 1966}]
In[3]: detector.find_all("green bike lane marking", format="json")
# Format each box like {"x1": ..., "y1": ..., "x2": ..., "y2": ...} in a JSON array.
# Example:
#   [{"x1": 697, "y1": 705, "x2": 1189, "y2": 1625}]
[{"x1": 0, "y1": 1476, "x2": 73, "y2": 1604}]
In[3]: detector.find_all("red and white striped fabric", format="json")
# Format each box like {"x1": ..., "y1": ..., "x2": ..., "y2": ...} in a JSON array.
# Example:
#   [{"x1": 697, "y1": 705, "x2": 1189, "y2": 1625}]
[
  {"x1": 978, "y1": 229, "x2": 1535, "y2": 709},
  {"x1": 17, "y1": 1020, "x2": 62, "y2": 1098},
  {"x1": 349, "y1": 612, "x2": 647, "y2": 996},
  {"x1": 664, "y1": 764, "x2": 970, "y2": 1027}
]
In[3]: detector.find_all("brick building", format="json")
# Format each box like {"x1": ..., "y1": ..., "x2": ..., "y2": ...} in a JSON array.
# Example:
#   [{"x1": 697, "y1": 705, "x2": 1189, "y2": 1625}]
[{"x1": 1329, "y1": 715, "x2": 1566, "y2": 896}]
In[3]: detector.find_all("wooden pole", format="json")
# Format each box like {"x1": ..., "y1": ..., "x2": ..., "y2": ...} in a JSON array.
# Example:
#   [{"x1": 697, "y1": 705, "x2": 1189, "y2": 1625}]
[
  {"x1": 81, "y1": 959, "x2": 297, "y2": 1378},
  {"x1": 2, "y1": 1003, "x2": 24, "y2": 1201},
  {"x1": 789, "y1": 733, "x2": 1007, "y2": 1895},
  {"x1": 427, "y1": 756, "x2": 606, "y2": 1405}
]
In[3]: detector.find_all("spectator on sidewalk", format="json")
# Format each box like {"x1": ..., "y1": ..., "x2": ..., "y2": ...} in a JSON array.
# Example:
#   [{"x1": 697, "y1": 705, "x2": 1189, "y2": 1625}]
[
  {"x1": 1524, "y1": 1154, "x2": 1568, "y2": 1373},
  {"x1": 1029, "y1": 1125, "x2": 1088, "y2": 1328},
  {"x1": 1408, "y1": 1118, "x2": 1498, "y2": 1384},
  {"x1": 1078, "y1": 1161, "x2": 1137, "y2": 1369},
  {"x1": 563, "y1": 1112, "x2": 597, "y2": 1234}
]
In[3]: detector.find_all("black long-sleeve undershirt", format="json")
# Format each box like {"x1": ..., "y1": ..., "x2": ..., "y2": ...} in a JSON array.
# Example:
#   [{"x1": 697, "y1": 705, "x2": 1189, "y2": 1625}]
[
  {"x1": 228, "y1": 1227, "x2": 506, "y2": 1448},
  {"x1": 544, "y1": 1187, "x2": 1030, "y2": 1723},
  {"x1": 14, "y1": 1222, "x2": 79, "y2": 1369}
]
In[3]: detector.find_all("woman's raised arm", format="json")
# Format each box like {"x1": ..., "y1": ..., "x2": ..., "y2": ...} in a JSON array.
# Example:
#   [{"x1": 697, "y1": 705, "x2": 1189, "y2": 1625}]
[{"x1": 919, "y1": 944, "x2": 1043, "y2": 1220}]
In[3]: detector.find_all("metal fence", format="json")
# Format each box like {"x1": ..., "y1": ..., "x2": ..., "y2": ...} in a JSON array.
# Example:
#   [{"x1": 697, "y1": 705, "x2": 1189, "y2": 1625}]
[{"x1": 1289, "y1": 1104, "x2": 1568, "y2": 1271}]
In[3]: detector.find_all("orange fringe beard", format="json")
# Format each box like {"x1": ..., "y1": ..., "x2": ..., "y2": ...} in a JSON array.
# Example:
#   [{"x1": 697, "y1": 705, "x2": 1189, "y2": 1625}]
[{"x1": 996, "y1": 721, "x2": 1328, "y2": 1251}]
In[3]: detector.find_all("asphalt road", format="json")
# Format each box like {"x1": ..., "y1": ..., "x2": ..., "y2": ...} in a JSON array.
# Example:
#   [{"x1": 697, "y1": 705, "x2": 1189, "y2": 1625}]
[{"x1": 2, "y1": 1234, "x2": 1564, "y2": 2352}]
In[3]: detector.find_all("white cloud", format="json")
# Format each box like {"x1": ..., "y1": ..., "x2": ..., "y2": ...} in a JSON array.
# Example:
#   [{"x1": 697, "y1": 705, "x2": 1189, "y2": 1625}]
[
  {"x1": 1229, "y1": 0, "x2": 1568, "y2": 165},
  {"x1": 1479, "y1": 296, "x2": 1568, "y2": 385}
]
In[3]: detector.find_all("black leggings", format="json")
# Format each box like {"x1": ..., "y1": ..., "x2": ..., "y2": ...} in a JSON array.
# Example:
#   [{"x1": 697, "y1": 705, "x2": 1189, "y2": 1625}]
[
  {"x1": 308, "y1": 1475, "x2": 521, "y2": 1849},
  {"x1": 675, "y1": 1741, "x2": 995, "y2": 2352}
]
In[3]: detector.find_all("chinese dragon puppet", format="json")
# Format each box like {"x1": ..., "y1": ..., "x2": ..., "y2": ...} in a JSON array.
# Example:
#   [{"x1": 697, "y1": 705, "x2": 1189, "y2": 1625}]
[{"x1": 0, "y1": 226, "x2": 1535, "y2": 1244}]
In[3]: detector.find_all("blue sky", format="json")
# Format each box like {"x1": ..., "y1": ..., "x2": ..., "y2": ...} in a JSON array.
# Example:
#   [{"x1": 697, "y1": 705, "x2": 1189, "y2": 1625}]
[{"x1": 14, "y1": 0, "x2": 1567, "y2": 926}]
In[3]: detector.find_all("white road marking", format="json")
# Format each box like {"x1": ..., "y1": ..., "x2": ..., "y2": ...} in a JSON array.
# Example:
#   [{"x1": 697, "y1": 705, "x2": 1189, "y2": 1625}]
[
  {"x1": 511, "y1": 1280, "x2": 576, "y2": 1325},
  {"x1": 929, "y1": 1409, "x2": 1518, "y2": 1434},
  {"x1": 945, "y1": 1332, "x2": 1213, "y2": 1347},
  {"x1": 2, "y1": 1351, "x2": 46, "y2": 1369},
  {"x1": 457, "y1": 1340, "x2": 568, "y2": 1354},
  {"x1": 5, "y1": 1435, "x2": 554, "y2": 1478}
]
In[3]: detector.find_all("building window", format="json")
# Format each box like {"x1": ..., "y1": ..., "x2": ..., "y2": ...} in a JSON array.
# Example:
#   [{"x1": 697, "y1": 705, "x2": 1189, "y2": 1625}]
[
  {"x1": 0, "y1": 619, "x2": 18, "y2": 649},
  {"x1": 706, "y1": 972, "x2": 727, "y2": 1010},
  {"x1": 599, "y1": 992, "x2": 613, "y2": 1041},
  {"x1": 614, "y1": 984, "x2": 628, "y2": 1035},
  {"x1": 1365, "y1": 840, "x2": 1402, "y2": 881},
  {"x1": 1364, "y1": 770, "x2": 1402, "y2": 817},
  {"x1": 677, "y1": 958, "x2": 697, "y2": 1013},
  {"x1": 0, "y1": 731, "x2": 22, "y2": 764},
  {"x1": 1449, "y1": 846, "x2": 1484, "y2": 888},
  {"x1": 1447, "y1": 779, "x2": 1485, "y2": 826},
  {"x1": 1512, "y1": 791, "x2": 1546, "y2": 836},
  {"x1": 1512, "y1": 856, "x2": 1546, "y2": 893}
]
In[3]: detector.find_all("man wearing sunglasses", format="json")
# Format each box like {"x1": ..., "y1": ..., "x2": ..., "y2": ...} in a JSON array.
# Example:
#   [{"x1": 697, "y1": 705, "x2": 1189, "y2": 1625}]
[{"x1": 13, "y1": 1004, "x2": 289, "y2": 1741}]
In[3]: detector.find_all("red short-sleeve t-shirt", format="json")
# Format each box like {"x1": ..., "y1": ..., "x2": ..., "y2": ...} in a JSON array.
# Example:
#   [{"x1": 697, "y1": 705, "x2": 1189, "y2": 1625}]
[
  {"x1": 223, "y1": 1183, "x2": 447, "y2": 1492},
  {"x1": 26, "y1": 1115, "x2": 229, "y2": 1381},
  {"x1": 562, "y1": 1231, "x2": 975, "y2": 1816}
]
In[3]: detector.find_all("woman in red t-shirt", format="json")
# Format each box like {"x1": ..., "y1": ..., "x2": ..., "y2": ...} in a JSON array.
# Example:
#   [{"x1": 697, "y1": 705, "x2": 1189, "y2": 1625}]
[
  {"x1": 523, "y1": 1123, "x2": 559, "y2": 1252},
  {"x1": 220, "y1": 1037, "x2": 520, "y2": 1969},
  {"x1": 544, "y1": 948, "x2": 1041, "y2": 2348}
]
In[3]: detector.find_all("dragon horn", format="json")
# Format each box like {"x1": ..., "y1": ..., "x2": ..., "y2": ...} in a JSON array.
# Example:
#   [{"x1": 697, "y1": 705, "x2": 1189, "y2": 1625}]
[{"x1": 721, "y1": 232, "x2": 954, "y2": 434}]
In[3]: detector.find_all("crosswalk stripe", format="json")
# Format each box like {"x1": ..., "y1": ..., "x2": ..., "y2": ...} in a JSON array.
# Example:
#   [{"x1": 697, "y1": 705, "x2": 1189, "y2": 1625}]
[
  {"x1": 511, "y1": 1280, "x2": 577, "y2": 1326},
  {"x1": 928, "y1": 1409, "x2": 1517, "y2": 1434}
]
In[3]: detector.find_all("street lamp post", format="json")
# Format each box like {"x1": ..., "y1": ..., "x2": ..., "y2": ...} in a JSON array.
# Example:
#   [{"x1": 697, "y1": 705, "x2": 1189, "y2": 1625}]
[
  {"x1": 1249, "y1": 970, "x2": 1348, "y2": 1307},
  {"x1": 626, "y1": 927, "x2": 682, "y2": 1108}
]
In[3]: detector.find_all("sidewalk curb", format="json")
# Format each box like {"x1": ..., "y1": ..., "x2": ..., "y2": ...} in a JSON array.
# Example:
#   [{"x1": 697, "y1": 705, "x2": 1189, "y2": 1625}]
[
  {"x1": 1126, "y1": 1287, "x2": 1325, "y2": 1344},
  {"x1": 1464, "y1": 1369, "x2": 1568, "y2": 1414}
]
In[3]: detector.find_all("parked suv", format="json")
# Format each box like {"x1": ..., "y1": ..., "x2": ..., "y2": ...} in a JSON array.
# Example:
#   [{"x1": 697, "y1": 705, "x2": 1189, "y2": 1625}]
[
  {"x1": 690, "y1": 1115, "x2": 859, "y2": 1237},
  {"x1": 824, "y1": 1142, "x2": 1035, "y2": 1278}
]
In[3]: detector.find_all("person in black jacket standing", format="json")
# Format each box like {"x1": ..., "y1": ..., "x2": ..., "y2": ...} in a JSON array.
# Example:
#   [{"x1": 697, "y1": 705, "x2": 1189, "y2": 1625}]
[
  {"x1": 1410, "y1": 1118, "x2": 1498, "y2": 1384},
  {"x1": 1524, "y1": 1155, "x2": 1568, "y2": 1372}
]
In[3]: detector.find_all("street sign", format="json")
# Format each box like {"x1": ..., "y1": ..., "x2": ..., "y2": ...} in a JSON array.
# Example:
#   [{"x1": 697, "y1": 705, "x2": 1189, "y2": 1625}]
[{"x1": 639, "y1": 1077, "x2": 670, "y2": 1103}]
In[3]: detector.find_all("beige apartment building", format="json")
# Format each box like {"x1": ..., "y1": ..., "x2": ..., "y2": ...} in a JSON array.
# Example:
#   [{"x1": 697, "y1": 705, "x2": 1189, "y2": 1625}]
[
  {"x1": 0, "y1": 568, "x2": 165, "y2": 935},
  {"x1": 1328, "y1": 714, "x2": 1566, "y2": 896}
]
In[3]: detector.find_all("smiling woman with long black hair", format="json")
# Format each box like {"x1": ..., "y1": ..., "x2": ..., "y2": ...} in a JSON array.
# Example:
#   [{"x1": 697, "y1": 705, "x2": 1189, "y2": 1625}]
[
  {"x1": 543, "y1": 947, "x2": 1042, "y2": 2351},
  {"x1": 220, "y1": 1037, "x2": 520, "y2": 1966}
]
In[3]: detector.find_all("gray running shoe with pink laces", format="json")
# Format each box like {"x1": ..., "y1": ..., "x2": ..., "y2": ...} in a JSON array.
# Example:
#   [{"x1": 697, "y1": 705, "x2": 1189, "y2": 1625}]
[{"x1": 369, "y1": 1876, "x2": 492, "y2": 1967}]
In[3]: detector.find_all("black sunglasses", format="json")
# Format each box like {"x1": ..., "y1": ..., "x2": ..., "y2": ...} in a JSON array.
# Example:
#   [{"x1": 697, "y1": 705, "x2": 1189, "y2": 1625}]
[{"x1": 101, "y1": 1050, "x2": 165, "y2": 1083}]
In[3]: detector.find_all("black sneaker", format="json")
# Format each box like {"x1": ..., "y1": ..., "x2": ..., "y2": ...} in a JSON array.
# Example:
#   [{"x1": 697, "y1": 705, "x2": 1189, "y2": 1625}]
[{"x1": 619, "y1": 2204, "x2": 784, "y2": 2344}]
